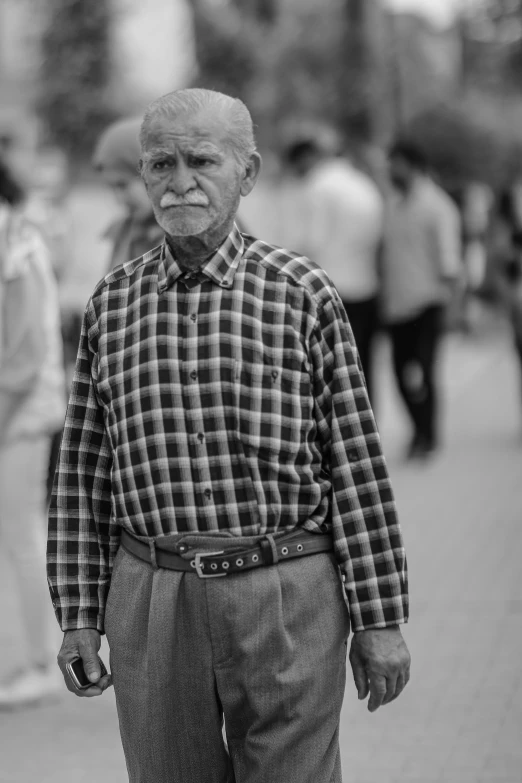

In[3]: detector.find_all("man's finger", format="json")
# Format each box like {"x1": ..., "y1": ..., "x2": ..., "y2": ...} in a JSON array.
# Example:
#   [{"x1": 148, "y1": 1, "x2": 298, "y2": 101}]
[
  {"x1": 80, "y1": 685, "x2": 104, "y2": 698},
  {"x1": 391, "y1": 665, "x2": 411, "y2": 703},
  {"x1": 382, "y1": 669, "x2": 399, "y2": 706},
  {"x1": 367, "y1": 673, "x2": 387, "y2": 712},
  {"x1": 350, "y1": 654, "x2": 369, "y2": 700},
  {"x1": 386, "y1": 672, "x2": 404, "y2": 705},
  {"x1": 98, "y1": 673, "x2": 113, "y2": 692},
  {"x1": 78, "y1": 643, "x2": 102, "y2": 683}
]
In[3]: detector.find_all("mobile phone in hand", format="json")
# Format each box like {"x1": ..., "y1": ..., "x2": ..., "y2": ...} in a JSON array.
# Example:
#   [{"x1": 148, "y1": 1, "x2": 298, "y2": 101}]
[{"x1": 66, "y1": 656, "x2": 108, "y2": 690}]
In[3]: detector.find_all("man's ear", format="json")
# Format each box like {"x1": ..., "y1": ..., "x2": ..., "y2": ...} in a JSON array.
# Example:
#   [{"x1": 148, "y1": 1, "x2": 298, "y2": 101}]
[{"x1": 240, "y1": 152, "x2": 262, "y2": 197}]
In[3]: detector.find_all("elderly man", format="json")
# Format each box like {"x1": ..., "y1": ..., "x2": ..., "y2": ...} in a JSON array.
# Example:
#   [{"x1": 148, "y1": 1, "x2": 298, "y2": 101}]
[{"x1": 47, "y1": 89, "x2": 410, "y2": 783}]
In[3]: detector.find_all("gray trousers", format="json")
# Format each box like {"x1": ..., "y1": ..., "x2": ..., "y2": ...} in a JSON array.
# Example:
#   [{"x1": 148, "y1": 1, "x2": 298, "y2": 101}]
[{"x1": 105, "y1": 531, "x2": 351, "y2": 783}]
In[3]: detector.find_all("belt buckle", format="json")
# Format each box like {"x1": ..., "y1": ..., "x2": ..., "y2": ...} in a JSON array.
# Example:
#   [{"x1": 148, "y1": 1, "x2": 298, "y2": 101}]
[{"x1": 194, "y1": 551, "x2": 227, "y2": 578}]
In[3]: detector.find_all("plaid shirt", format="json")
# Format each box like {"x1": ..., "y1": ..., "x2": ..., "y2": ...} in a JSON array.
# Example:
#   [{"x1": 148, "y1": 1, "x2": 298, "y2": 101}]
[{"x1": 47, "y1": 224, "x2": 408, "y2": 633}]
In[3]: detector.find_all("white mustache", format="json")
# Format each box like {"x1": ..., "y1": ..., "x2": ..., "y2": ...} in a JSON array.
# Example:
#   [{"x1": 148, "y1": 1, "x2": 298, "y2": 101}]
[{"x1": 160, "y1": 191, "x2": 209, "y2": 208}]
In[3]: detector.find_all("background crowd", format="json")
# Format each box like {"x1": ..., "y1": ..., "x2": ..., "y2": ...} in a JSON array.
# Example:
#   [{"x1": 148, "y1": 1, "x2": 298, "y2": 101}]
[{"x1": 0, "y1": 0, "x2": 521, "y2": 780}]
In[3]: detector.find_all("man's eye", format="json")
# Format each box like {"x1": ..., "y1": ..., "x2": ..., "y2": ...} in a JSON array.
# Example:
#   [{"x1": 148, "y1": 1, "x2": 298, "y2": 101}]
[
  {"x1": 152, "y1": 160, "x2": 172, "y2": 171},
  {"x1": 190, "y1": 157, "x2": 212, "y2": 168}
]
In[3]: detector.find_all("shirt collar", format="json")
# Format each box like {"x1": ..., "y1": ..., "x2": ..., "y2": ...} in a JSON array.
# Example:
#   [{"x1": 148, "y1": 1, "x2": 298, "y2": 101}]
[{"x1": 157, "y1": 223, "x2": 244, "y2": 294}]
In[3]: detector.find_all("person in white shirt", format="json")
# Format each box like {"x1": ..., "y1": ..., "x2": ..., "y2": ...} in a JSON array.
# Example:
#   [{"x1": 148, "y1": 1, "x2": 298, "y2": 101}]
[
  {"x1": 283, "y1": 138, "x2": 384, "y2": 405},
  {"x1": 382, "y1": 139, "x2": 461, "y2": 460},
  {"x1": 0, "y1": 159, "x2": 66, "y2": 708}
]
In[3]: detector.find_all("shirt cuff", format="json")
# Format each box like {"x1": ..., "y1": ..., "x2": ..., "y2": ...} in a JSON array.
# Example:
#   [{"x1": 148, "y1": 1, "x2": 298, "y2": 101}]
[
  {"x1": 352, "y1": 617, "x2": 409, "y2": 632},
  {"x1": 50, "y1": 600, "x2": 106, "y2": 635},
  {"x1": 59, "y1": 614, "x2": 106, "y2": 634},
  {"x1": 340, "y1": 574, "x2": 409, "y2": 632}
]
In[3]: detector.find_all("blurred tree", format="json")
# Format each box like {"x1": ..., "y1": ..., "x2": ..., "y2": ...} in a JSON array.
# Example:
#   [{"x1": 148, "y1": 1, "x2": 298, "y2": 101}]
[
  {"x1": 189, "y1": 0, "x2": 389, "y2": 149},
  {"x1": 464, "y1": 0, "x2": 522, "y2": 43},
  {"x1": 189, "y1": 0, "x2": 261, "y2": 101},
  {"x1": 404, "y1": 98, "x2": 521, "y2": 191},
  {"x1": 187, "y1": 0, "x2": 522, "y2": 183},
  {"x1": 336, "y1": 0, "x2": 377, "y2": 140},
  {"x1": 37, "y1": 0, "x2": 117, "y2": 163},
  {"x1": 390, "y1": 13, "x2": 462, "y2": 133},
  {"x1": 461, "y1": 0, "x2": 522, "y2": 91},
  {"x1": 232, "y1": 0, "x2": 277, "y2": 24}
]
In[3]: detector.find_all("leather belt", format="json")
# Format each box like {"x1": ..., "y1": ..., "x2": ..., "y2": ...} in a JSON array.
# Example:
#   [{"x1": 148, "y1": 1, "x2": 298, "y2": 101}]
[{"x1": 120, "y1": 528, "x2": 334, "y2": 579}]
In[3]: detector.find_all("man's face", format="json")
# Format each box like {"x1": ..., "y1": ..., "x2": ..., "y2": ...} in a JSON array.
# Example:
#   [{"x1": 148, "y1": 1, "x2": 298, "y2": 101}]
[{"x1": 140, "y1": 109, "x2": 254, "y2": 239}]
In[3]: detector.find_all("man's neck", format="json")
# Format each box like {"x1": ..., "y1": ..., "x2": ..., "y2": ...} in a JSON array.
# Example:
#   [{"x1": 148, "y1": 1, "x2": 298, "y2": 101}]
[{"x1": 166, "y1": 222, "x2": 234, "y2": 271}]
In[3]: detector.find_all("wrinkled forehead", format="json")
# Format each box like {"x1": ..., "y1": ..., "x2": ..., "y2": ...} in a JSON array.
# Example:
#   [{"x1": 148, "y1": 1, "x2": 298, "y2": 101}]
[{"x1": 141, "y1": 109, "x2": 233, "y2": 157}]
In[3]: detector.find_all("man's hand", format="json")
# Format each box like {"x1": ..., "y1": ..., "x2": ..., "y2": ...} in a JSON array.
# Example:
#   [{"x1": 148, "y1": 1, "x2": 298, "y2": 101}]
[
  {"x1": 57, "y1": 629, "x2": 112, "y2": 698},
  {"x1": 349, "y1": 626, "x2": 410, "y2": 712}
]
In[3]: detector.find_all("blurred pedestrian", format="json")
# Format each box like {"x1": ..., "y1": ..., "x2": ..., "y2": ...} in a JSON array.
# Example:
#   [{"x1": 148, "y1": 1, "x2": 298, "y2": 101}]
[
  {"x1": 92, "y1": 117, "x2": 164, "y2": 273},
  {"x1": 382, "y1": 140, "x2": 461, "y2": 460},
  {"x1": 284, "y1": 136, "x2": 383, "y2": 405},
  {"x1": 458, "y1": 182, "x2": 493, "y2": 333},
  {"x1": 48, "y1": 88, "x2": 410, "y2": 783},
  {"x1": 22, "y1": 146, "x2": 74, "y2": 503},
  {"x1": 24, "y1": 146, "x2": 73, "y2": 284},
  {"x1": 57, "y1": 117, "x2": 166, "y2": 410},
  {"x1": 0, "y1": 158, "x2": 66, "y2": 708},
  {"x1": 1, "y1": 130, "x2": 71, "y2": 506}
]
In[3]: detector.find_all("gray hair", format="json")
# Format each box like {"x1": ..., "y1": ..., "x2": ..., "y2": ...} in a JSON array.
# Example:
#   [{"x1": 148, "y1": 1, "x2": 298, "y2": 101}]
[{"x1": 140, "y1": 88, "x2": 257, "y2": 168}]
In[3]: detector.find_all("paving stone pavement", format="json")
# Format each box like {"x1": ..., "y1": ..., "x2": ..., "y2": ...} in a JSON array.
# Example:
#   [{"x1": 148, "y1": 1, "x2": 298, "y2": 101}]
[
  {"x1": 1, "y1": 329, "x2": 519, "y2": 783},
  {"x1": 338, "y1": 332, "x2": 522, "y2": 783},
  {"x1": 1, "y1": 183, "x2": 521, "y2": 781}
]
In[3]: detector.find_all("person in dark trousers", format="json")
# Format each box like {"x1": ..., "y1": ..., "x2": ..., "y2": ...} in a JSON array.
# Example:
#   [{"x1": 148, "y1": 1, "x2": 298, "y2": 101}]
[
  {"x1": 47, "y1": 89, "x2": 410, "y2": 783},
  {"x1": 283, "y1": 137, "x2": 384, "y2": 407},
  {"x1": 382, "y1": 140, "x2": 461, "y2": 461}
]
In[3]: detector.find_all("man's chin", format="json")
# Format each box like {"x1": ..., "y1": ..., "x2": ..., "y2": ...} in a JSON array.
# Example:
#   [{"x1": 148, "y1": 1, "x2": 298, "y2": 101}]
[{"x1": 157, "y1": 216, "x2": 212, "y2": 238}]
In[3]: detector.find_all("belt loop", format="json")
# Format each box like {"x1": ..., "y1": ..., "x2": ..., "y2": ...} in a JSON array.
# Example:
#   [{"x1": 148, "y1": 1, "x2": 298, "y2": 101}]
[
  {"x1": 149, "y1": 539, "x2": 159, "y2": 571},
  {"x1": 261, "y1": 534, "x2": 279, "y2": 566}
]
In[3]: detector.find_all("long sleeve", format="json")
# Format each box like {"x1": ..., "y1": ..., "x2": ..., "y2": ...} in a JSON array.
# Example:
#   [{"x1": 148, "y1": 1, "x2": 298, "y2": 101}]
[
  {"x1": 309, "y1": 292, "x2": 408, "y2": 631},
  {"x1": 47, "y1": 300, "x2": 119, "y2": 632}
]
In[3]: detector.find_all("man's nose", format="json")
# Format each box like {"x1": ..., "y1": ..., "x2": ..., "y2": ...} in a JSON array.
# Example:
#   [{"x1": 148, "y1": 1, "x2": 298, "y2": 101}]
[{"x1": 167, "y1": 161, "x2": 197, "y2": 195}]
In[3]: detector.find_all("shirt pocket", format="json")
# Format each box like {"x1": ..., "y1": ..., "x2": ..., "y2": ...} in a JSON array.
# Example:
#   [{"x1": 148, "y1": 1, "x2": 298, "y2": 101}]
[{"x1": 233, "y1": 351, "x2": 312, "y2": 459}]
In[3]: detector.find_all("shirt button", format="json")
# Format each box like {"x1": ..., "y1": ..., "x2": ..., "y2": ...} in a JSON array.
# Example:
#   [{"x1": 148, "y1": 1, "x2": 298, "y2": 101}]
[
  {"x1": 190, "y1": 313, "x2": 197, "y2": 322},
  {"x1": 197, "y1": 433, "x2": 205, "y2": 443},
  {"x1": 190, "y1": 370, "x2": 198, "y2": 381},
  {"x1": 271, "y1": 370, "x2": 279, "y2": 381},
  {"x1": 204, "y1": 488, "x2": 212, "y2": 499},
  {"x1": 348, "y1": 451, "x2": 359, "y2": 463}
]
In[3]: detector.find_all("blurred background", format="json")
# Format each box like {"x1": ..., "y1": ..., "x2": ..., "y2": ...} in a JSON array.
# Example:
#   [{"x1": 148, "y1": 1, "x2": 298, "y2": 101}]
[
  {"x1": 3, "y1": 0, "x2": 522, "y2": 329},
  {"x1": 1, "y1": 1, "x2": 521, "y2": 782}
]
